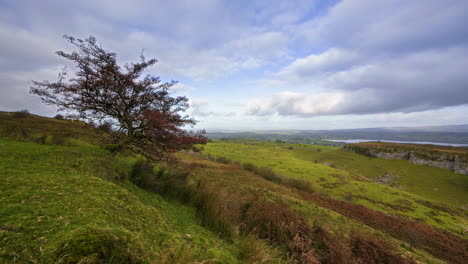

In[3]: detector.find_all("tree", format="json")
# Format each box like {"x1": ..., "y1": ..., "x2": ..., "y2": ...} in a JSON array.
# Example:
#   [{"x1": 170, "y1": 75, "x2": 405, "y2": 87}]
[{"x1": 31, "y1": 35, "x2": 207, "y2": 159}]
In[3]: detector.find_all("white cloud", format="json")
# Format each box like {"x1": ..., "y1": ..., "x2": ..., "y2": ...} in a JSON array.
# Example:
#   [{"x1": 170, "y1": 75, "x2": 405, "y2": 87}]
[
  {"x1": 277, "y1": 48, "x2": 359, "y2": 84},
  {"x1": 247, "y1": 91, "x2": 346, "y2": 116},
  {"x1": 299, "y1": 0, "x2": 468, "y2": 52},
  {"x1": 248, "y1": 46, "x2": 468, "y2": 117}
]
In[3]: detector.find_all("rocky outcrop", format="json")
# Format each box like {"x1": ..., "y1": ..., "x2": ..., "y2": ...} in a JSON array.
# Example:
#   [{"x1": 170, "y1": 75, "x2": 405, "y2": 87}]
[
  {"x1": 344, "y1": 144, "x2": 468, "y2": 175},
  {"x1": 373, "y1": 172, "x2": 401, "y2": 187},
  {"x1": 370, "y1": 149, "x2": 409, "y2": 160}
]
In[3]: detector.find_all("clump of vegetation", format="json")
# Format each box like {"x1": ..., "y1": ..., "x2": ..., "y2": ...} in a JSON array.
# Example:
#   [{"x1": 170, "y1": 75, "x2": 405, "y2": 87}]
[
  {"x1": 350, "y1": 232, "x2": 413, "y2": 264},
  {"x1": 12, "y1": 109, "x2": 29, "y2": 118},
  {"x1": 55, "y1": 227, "x2": 143, "y2": 264},
  {"x1": 236, "y1": 234, "x2": 282, "y2": 263}
]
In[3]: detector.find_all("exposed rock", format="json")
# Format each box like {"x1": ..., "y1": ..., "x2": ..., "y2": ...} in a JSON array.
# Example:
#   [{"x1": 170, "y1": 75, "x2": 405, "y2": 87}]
[
  {"x1": 344, "y1": 144, "x2": 468, "y2": 175},
  {"x1": 370, "y1": 149, "x2": 409, "y2": 159},
  {"x1": 373, "y1": 172, "x2": 400, "y2": 187}
]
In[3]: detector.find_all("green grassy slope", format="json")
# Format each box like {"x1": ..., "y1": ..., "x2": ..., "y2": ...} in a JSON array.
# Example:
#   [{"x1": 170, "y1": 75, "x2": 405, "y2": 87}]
[
  {"x1": 202, "y1": 140, "x2": 467, "y2": 237},
  {"x1": 2, "y1": 113, "x2": 467, "y2": 263},
  {"x1": 175, "y1": 153, "x2": 449, "y2": 264},
  {"x1": 293, "y1": 147, "x2": 467, "y2": 206},
  {"x1": 0, "y1": 138, "x2": 244, "y2": 263},
  {"x1": 0, "y1": 111, "x2": 105, "y2": 145},
  {"x1": 0, "y1": 113, "x2": 289, "y2": 263}
]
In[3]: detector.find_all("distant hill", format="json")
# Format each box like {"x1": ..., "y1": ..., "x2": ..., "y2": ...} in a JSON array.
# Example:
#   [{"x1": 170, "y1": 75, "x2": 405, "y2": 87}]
[
  {"x1": 207, "y1": 125, "x2": 468, "y2": 145},
  {"x1": 334, "y1": 124, "x2": 468, "y2": 133}
]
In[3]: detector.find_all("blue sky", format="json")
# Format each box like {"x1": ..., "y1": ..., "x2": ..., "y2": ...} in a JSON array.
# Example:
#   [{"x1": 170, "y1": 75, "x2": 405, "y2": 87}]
[{"x1": 1, "y1": 0, "x2": 467, "y2": 130}]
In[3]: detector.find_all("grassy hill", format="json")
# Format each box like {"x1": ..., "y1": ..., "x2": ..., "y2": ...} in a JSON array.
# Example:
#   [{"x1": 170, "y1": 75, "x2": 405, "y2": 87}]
[
  {"x1": 0, "y1": 112, "x2": 281, "y2": 263},
  {"x1": 1, "y1": 112, "x2": 467, "y2": 263},
  {"x1": 203, "y1": 140, "x2": 467, "y2": 230}
]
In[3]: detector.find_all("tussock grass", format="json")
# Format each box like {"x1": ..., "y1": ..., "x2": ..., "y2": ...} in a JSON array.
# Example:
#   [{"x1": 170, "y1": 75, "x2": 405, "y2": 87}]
[{"x1": 0, "y1": 137, "x2": 241, "y2": 263}]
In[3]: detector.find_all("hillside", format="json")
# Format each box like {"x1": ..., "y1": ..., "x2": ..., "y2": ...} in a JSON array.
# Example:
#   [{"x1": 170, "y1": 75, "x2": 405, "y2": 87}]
[
  {"x1": 0, "y1": 113, "x2": 253, "y2": 263},
  {"x1": 344, "y1": 142, "x2": 468, "y2": 175},
  {"x1": 1, "y1": 112, "x2": 467, "y2": 263}
]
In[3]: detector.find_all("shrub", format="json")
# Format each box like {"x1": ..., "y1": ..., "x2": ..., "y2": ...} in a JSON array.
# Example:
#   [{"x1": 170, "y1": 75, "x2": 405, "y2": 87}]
[
  {"x1": 255, "y1": 166, "x2": 281, "y2": 183},
  {"x1": 54, "y1": 114, "x2": 64, "y2": 120},
  {"x1": 12, "y1": 109, "x2": 29, "y2": 118},
  {"x1": 283, "y1": 178, "x2": 316, "y2": 194},
  {"x1": 215, "y1": 156, "x2": 231, "y2": 164},
  {"x1": 97, "y1": 122, "x2": 113, "y2": 133},
  {"x1": 130, "y1": 160, "x2": 154, "y2": 188},
  {"x1": 351, "y1": 233, "x2": 414, "y2": 264},
  {"x1": 51, "y1": 134, "x2": 68, "y2": 145},
  {"x1": 33, "y1": 135, "x2": 47, "y2": 144},
  {"x1": 191, "y1": 145, "x2": 204, "y2": 152},
  {"x1": 104, "y1": 144, "x2": 124, "y2": 153},
  {"x1": 241, "y1": 162, "x2": 258, "y2": 172}
]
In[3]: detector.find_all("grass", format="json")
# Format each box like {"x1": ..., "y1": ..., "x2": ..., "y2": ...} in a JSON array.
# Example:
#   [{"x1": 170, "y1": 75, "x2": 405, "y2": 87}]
[
  {"x1": 293, "y1": 148, "x2": 468, "y2": 206},
  {"x1": 1, "y1": 113, "x2": 466, "y2": 263},
  {"x1": 0, "y1": 111, "x2": 106, "y2": 145},
  {"x1": 202, "y1": 140, "x2": 467, "y2": 237},
  {"x1": 0, "y1": 138, "x2": 245, "y2": 263},
  {"x1": 174, "y1": 153, "x2": 455, "y2": 264}
]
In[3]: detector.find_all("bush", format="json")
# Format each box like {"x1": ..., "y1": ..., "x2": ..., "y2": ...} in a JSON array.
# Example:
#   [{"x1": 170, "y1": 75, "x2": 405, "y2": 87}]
[
  {"x1": 12, "y1": 109, "x2": 29, "y2": 118},
  {"x1": 33, "y1": 135, "x2": 47, "y2": 144},
  {"x1": 215, "y1": 156, "x2": 231, "y2": 164},
  {"x1": 191, "y1": 145, "x2": 204, "y2": 152},
  {"x1": 104, "y1": 144, "x2": 123, "y2": 153},
  {"x1": 55, "y1": 227, "x2": 143, "y2": 264},
  {"x1": 54, "y1": 114, "x2": 64, "y2": 120},
  {"x1": 255, "y1": 167, "x2": 280, "y2": 182},
  {"x1": 97, "y1": 122, "x2": 113, "y2": 133},
  {"x1": 351, "y1": 233, "x2": 413, "y2": 264},
  {"x1": 283, "y1": 178, "x2": 316, "y2": 194},
  {"x1": 51, "y1": 134, "x2": 68, "y2": 145},
  {"x1": 241, "y1": 162, "x2": 258, "y2": 172},
  {"x1": 130, "y1": 160, "x2": 154, "y2": 188}
]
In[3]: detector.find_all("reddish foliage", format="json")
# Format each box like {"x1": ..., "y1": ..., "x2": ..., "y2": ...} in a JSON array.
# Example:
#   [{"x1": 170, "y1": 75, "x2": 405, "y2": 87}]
[
  {"x1": 351, "y1": 233, "x2": 411, "y2": 264},
  {"x1": 298, "y1": 192, "x2": 468, "y2": 264},
  {"x1": 135, "y1": 110, "x2": 207, "y2": 158},
  {"x1": 153, "y1": 159, "x2": 417, "y2": 264},
  {"x1": 240, "y1": 200, "x2": 320, "y2": 263},
  {"x1": 30, "y1": 35, "x2": 206, "y2": 159}
]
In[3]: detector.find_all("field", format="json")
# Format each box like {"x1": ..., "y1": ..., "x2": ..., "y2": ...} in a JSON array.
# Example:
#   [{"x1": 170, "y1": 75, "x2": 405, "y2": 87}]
[
  {"x1": 1, "y1": 112, "x2": 467, "y2": 263},
  {"x1": 202, "y1": 140, "x2": 467, "y2": 234}
]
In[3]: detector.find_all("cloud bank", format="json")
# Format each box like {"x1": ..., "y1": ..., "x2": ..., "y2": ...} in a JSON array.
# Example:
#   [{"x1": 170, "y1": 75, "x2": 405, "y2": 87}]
[{"x1": 247, "y1": 0, "x2": 468, "y2": 117}]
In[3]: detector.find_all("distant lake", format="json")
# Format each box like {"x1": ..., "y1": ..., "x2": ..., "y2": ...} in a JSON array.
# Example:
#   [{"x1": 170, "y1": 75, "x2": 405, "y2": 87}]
[{"x1": 326, "y1": 139, "x2": 468, "y2": 147}]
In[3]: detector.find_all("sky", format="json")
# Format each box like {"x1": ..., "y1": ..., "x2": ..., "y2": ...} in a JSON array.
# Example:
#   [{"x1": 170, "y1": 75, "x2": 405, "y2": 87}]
[{"x1": 1, "y1": 0, "x2": 467, "y2": 130}]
